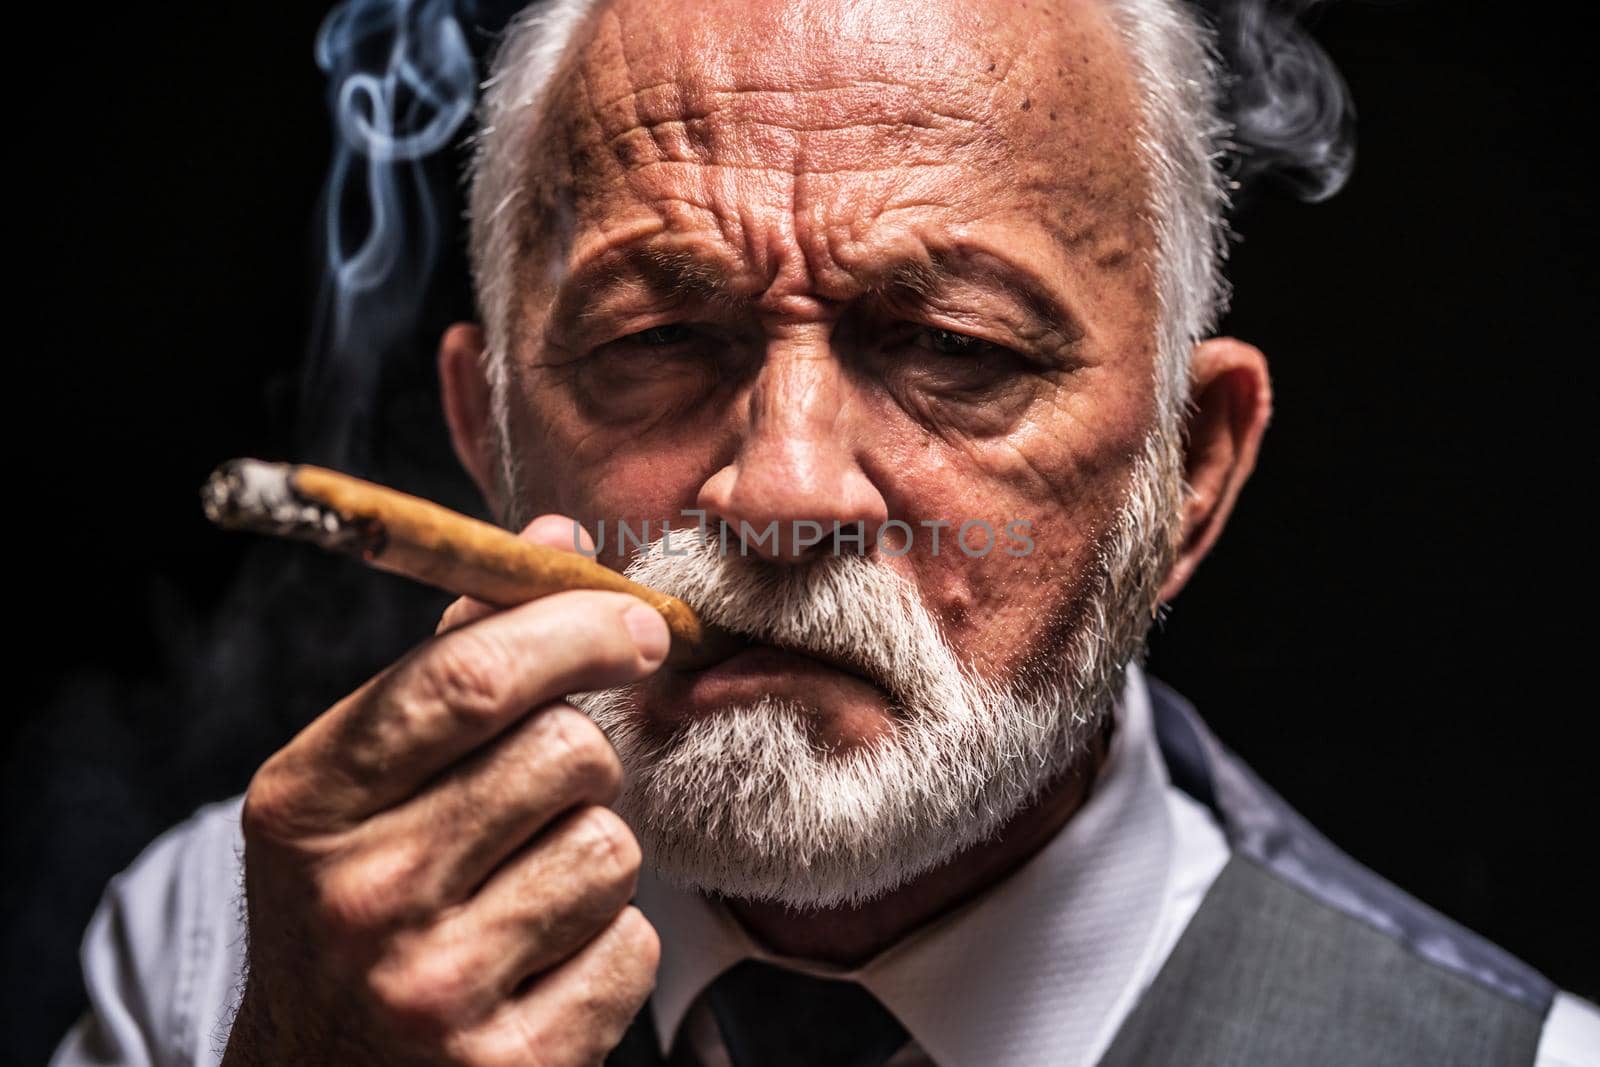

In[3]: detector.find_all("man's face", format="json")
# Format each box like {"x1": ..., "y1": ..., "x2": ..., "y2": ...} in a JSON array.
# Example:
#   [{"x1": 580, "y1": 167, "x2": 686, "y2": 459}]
[{"x1": 495, "y1": 0, "x2": 1162, "y2": 754}]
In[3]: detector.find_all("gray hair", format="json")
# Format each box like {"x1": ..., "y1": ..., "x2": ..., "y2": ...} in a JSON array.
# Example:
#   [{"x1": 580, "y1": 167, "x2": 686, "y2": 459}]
[{"x1": 465, "y1": 0, "x2": 1231, "y2": 447}]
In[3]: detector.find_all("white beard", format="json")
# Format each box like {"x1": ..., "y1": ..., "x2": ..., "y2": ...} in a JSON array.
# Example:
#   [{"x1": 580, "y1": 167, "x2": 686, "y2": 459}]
[{"x1": 569, "y1": 431, "x2": 1182, "y2": 909}]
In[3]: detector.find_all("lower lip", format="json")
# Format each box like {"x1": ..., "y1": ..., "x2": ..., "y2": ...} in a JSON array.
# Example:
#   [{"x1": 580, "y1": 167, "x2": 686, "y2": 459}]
[{"x1": 645, "y1": 644, "x2": 890, "y2": 730}]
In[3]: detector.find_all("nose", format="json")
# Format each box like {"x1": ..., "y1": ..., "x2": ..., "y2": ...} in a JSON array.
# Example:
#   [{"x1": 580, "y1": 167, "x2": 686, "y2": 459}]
[{"x1": 696, "y1": 340, "x2": 888, "y2": 563}]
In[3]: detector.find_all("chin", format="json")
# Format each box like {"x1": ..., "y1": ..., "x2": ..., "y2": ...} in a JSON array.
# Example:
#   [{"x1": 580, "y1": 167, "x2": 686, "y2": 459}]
[{"x1": 570, "y1": 659, "x2": 1109, "y2": 909}]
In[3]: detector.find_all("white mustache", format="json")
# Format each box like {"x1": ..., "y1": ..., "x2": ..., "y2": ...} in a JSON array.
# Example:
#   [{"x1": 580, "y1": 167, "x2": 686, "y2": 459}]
[{"x1": 619, "y1": 530, "x2": 993, "y2": 711}]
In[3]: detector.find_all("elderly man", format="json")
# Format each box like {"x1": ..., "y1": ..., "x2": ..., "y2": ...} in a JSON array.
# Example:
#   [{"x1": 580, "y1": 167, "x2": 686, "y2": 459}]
[{"x1": 53, "y1": 0, "x2": 1598, "y2": 1064}]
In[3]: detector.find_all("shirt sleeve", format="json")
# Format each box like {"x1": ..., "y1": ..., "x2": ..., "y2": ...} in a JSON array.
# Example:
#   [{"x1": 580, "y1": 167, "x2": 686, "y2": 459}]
[
  {"x1": 1537, "y1": 991, "x2": 1600, "y2": 1067},
  {"x1": 51, "y1": 798, "x2": 248, "y2": 1067}
]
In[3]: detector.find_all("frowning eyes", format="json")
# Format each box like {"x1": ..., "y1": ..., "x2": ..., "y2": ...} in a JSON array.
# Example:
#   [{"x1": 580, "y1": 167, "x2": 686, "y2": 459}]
[
  {"x1": 912, "y1": 326, "x2": 1013, "y2": 360},
  {"x1": 562, "y1": 323, "x2": 726, "y2": 424},
  {"x1": 884, "y1": 321, "x2": 1038, "y2": 393},
  {"x1": 609, "y1": 322, "x2": 1017, "y2": 357},
  {"x1": 597, "y1": 319, "x2": 1036, "y2": 388},
  {"x1": 627, "y1": 323, "x2": 695, "y2": 346},
  {"x1": 564, "y1": 315, "x2": 1048, "y2": 432}
]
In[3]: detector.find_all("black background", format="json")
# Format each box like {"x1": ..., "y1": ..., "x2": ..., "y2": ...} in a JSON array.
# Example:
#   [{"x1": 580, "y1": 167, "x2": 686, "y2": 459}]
[{"x1": 7, "y1": 1, "x2": 1597, "y2": 1062}]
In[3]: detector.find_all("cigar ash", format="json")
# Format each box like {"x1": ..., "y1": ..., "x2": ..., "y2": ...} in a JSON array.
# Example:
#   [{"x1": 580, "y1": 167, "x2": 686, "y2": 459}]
[{"x1": 202, "y1": 459, "x2": 385, "y2": 559}]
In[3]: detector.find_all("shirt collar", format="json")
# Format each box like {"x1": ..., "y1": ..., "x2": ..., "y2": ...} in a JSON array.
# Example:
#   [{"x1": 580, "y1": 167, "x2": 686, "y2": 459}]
[{"x1": 635, "y1": 662, "x2": 1177, "y2": 1067}]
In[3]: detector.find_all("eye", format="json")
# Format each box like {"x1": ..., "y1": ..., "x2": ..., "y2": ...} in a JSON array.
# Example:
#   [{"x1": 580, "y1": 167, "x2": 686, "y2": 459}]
[
  {"x1": 627, "y1": 323, "x2": 694, "y2": 346},
  {"x1": 914, "y1": 326, "x2": 1012, "y2": 359}
]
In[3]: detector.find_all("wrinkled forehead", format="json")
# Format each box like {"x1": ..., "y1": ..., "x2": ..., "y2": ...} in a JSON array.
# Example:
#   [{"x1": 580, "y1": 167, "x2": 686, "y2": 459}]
[{"x1": 525, "y1": 0, "x2": 1150, "y2": 275}]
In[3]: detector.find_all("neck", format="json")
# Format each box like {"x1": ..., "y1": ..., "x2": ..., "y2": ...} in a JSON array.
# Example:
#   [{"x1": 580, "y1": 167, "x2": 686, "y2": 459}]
[{"x1": 723, "y1": 720, "x2": 1113, "y2": 966}]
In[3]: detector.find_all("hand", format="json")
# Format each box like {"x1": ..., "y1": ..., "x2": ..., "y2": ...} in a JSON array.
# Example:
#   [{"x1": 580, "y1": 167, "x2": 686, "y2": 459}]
[{"x1": 223, "y1": 517, "x2": 665, "y2": 1067}]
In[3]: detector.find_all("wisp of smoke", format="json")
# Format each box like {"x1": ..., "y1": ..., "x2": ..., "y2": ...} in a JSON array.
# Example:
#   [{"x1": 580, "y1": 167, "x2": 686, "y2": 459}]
[
  {"x1": 305, "y1": 0, "x2": 480, "y2": 469},
  {"x1": 1195, "y1": 0, "x2": 1358, "y2": 202}
]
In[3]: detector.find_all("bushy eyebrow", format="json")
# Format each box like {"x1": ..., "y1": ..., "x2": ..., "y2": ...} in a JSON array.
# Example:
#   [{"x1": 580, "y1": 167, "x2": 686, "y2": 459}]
[
  {"x1": 877, "y1": 253, "x2": 1087, "y2": 345},
  {"x1": 635, "y1": 248, "x2": 747, "y2": 308},
  {"x1": 552, "y1": 239, "x2": 1085, "y2": 342},
  {"x1": 549, "y1": 245, "x2": 743, "y2": 332}
]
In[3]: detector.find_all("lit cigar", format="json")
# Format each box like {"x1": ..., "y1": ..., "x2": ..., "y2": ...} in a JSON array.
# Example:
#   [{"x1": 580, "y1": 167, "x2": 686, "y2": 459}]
[{"x1": 201, "y1": 459, "x2": 737, "y2": 669}]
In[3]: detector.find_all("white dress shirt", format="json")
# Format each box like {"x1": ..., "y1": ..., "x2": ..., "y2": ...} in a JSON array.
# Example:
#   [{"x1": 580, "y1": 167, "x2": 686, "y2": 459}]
[{"x1": 52, "y1": 664, "x2": 1600, "y2": 1066}]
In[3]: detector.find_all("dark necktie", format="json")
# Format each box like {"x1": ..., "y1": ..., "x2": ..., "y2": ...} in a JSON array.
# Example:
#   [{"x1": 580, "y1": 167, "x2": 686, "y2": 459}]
[{"x1": 705, "y1": 959, "x2": 910, "y2": 1067}]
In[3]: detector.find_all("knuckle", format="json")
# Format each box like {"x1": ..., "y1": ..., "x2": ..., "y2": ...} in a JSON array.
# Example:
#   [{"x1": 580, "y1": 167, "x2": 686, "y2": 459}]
[
  {"x1": 421, "y1": 634, "x2": 511, "y2": 724},
  {"x1": 318, "y1": 848, "x2": 425, "y2": 933},
  {"x1": 366, "y1": 954, "x2": 470, "y2": 1035},
  {"x1": 538, "y1": 707, "x2": 623, "y2": 800},
  {"x1": 240, "y1": 763, "x2": 304, "y2": 844},
  {"x1": 366, "y1": 959, "x2": 454, "y2": 1036},
  {"x1": 617, "y1": 906, "x2": 662, "y2": 978},
  {"x1": 365, "y1": 963, "x2": 422, "y2": 1021},
  {"x1": 567, "y1": 806, "x2": 641, "y2": 889}
]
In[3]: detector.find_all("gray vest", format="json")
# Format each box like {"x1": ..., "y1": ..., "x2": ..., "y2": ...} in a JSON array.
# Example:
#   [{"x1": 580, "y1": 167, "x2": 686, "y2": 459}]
[{"x1": 608, "y1": 679, "x2": 1554, "y2": 1066}]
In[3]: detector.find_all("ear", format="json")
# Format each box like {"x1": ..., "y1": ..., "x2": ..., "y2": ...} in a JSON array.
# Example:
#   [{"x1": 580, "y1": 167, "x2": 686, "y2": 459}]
[
  {"x1": 1158, "y1": 336, "x2": 1272, "y2": 603},
  {"x1": 437, "y1": 322, "x2": 502, "y2": 512}
]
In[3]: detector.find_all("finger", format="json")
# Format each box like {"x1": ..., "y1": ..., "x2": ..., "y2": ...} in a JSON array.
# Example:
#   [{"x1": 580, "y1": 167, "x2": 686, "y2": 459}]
[
  {"x1": 392, "y1": 805, "x2": 642, "y2": 1014},
  {"x1": 358, "y1": 705, "x2": 624, "y2": 904},
  {"x1": 436, "y1": 515, "x2": 599, "y2": 635},
  {"x1": 454, "y1": 906, "x2": 659, "y2": 1067},
  {"x1": 255, "y1": 590, "x2": 667, "y2": 831}
]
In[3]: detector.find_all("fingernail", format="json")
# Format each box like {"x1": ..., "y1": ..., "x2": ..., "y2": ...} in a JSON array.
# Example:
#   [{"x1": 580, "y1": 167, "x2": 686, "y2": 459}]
[{"x1": 622, "y1": 603, "x2": 670, "y2": 664}]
